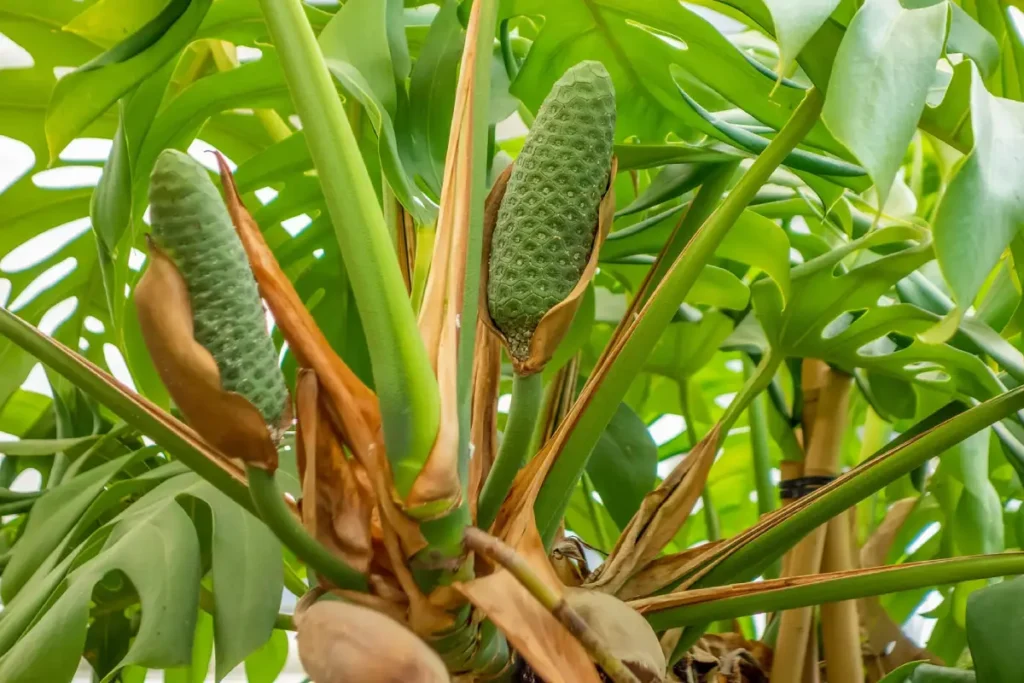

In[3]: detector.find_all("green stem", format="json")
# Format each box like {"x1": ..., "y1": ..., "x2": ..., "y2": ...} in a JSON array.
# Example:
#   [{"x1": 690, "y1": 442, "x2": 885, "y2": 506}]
[
  {"x1": 0, "y1": 499, "x2": 37, "y2": 515},
  {"x1": 644, "y1": 553, "x2": 1024, "y2": 630},
  {"x1": 0, "y1": 489, "x2": 41, "y2": 503},
  {"x1": 283, "y1": 563, "x2": 308, "y2": 597},
  {"x1": 257, "y1": 0, "x2": 439, "y2": 497},
  {"x1": 534, "y1": 89, "x2": 825, "y2": 547},
  {"x1": 639, "y1": 161, "x2": 740, "y2": 308},
  {"x1": 701, "y1": 487, "x2": 720, "y2": 542},
  {"x1": 746, "y1": 357, "x2": 776, "y2": 519},
  {"x1": 0, "y1": 307, "x2": 254, "y2": 514},
  {"x1": 499, "y1": 19, "x2": 519, "y2": 82},
  {"x1": 582, "y1": 472, "x2": 609, "y2": 551},
  {"x1": 478, "y1": 372, "x2": 544, "y2": 530},
  {"x1": 745, "y1": 357, "x2": 779, "y2": 581},
  {"x1": 680, "y1": 379, "x2": 719, "y2": 542},
  {"x1": 246, "y1": 466, "x2": 366, "y2": 592}
]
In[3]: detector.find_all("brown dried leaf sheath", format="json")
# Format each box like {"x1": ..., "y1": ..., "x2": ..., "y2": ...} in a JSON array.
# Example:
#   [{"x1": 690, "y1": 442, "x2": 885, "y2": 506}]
[
  {"x1": 469, "y1": 320, "x2": 502, "y2": 519},
  {"x1": 586, "y1": 425, "x2": 722, "y2": 595},
  {"x1": 296, "y1": 370, "x2": 373, "y2": 577},
  {"x1": 134, "y1": 242, "x2": 280, "y2": 469},
  {"x1": 215, "y1": 153, "x2": 379, "y2": 435},
  {"x1": 405, "y1": 0, "x2": 489, "y2": 515},
  {"x1": 480, "y1": 158, "x2": 618, "y2": 377},
  {"x1": 616, "y1": 540, "x2": 725, "y2": 602}
]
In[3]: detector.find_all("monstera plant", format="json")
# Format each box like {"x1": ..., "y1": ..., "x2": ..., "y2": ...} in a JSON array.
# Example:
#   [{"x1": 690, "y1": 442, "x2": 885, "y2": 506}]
[{"x1": 3, "y1": 0, "x2": 1024, "y2": 681}]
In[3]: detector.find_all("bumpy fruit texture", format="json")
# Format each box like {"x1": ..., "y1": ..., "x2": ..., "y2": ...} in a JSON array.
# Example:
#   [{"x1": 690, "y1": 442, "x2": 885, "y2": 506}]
[
  {"x1": 148, "y1": 149, "x2": 288, "y2": 426},
  {"x1": 487, "y1": 61, "x2": 616, "y2": 359}
]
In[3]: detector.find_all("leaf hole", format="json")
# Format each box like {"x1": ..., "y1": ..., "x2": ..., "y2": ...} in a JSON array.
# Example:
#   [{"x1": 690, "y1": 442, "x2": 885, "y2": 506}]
[
  {"x1": 38, "y1": 297, "x2": 79, "y2": 336},
  {"x1": 915, "y1": 370, "x2": 951, "y2": 384},
  {"x1": 8, "y1": 257, "x2": 78, "y2": 311},
  {"x1": 0, "y1": 32, "x2": 33, "y2": 70},
  {"x1": 59, "y1": 138, "x2": 113, "y2": 163},
  {"x1": 856, "y1": 335, "x2": 898, "y2": 358},
  {"x1": 821, "y1": 310, "x2": 866, "y2": 340},
  {"x1": 103, "y1": 343, "x2": 137, "y2": 392},
  {"x1": 32, "y1": 166, "x2": 102, "y2": 189},
  {"x1": 903, "y1": 361, "x2": 942, "y2": 373},
  {"x1": 1, "y1": 217, "x2": 91, "y2": 273},
  {"x1": 0, "y1": 136, "x2": 34, "y2": 193}
]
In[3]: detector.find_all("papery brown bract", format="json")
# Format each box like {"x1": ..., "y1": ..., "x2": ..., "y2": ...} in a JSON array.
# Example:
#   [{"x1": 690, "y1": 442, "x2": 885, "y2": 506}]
[
  {"x1": 296, "y1": 600, "x2": 449, "y2": 683},
  {"x1": 564, "y1": 588, "x2": 665, "y2": 682}
]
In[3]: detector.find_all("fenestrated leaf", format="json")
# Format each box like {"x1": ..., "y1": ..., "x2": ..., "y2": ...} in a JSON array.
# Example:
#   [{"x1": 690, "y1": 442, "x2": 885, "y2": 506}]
[
  {"x1": 0, "y1": 483, "x2": 203, "y2": 683},
  {"x1": 0, "y1": 470, "x2": 280, "y2": 683},
  {"x1": 84, "y1": 609, "x2": 133, "y2": 681},
  {"x1": 600, "y1": 260, "x2": 750, "y2": 311},
  {"x1": 821, "y1": 0, "x2": 947, "y2": 206},
  {"x1": 45, "y1": 0, "x2": 213, "y2": 161},
  {"x1": 204, "y1": 479, "x2": 283, "y2": 680},
  {"x1": 129, "y1": 51, "x2": 290, "y2": 215},
  {"x1": 601, "y1": 207, "x2": 791, "y2": 309},
  {"x1": 230, "y1": 132, "x2": 308, "y2": 193},
  {"x1": 752, "y1": 225, "x2": 1004, "y2": 401},
  {"x1": 1, "y1": 450, "x2": 141, "y2": 603},
  {"x1": 586, "y1": 401, "x2": 658, "y2": 529},
  {"x1": 966, "y1": 576, "x2": 1024, "y2": 683},
  {"x1": 505, "y1": 0, "x2": 847, "y2": 153},
  {"x1": 930, "y1": 64, "x2": 1024, "y2": 342}
]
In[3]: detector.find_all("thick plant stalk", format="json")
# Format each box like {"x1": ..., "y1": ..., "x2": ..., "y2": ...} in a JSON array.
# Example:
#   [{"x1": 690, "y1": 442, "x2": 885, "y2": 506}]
[
  {"x1": 247, "y1": 465, "x2": 367, "y2": 592},
  {"x1": 772, "y1": 362, "x2": 852, "y2": 683},
  {"x1": 463, "y1": 528, "x2": 640, "y2": 683},
  {"x1": 637, "y1": 552, "x2": 1024, "y2": 627},
  {"x1": 256, "y1": 0, "x2": 439, "y2": 497},
  {"x1": 533, "y1": 88, "x2": 826, "y2": 545},
  {"x1": 820, "y1": 509, "x2": 863, "y2": 683},
  {"x1": 746, "y1": 357, "x2": 776, "y2": 519},
  {"x1": 478, "y1": 372, "x2": 544, "y2": 530}
]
